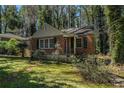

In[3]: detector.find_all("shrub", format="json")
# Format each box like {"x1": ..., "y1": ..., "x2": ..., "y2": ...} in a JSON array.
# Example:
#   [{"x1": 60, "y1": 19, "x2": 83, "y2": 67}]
[
  {"x1": 6, "y1": 38, "x2": 19, "y2": 55},
  {"x1": 77, "y1": 56, "x2": 114, "y2": 84},
  {"x1": 32, "y1": 50, "x2": 46, "y2": 61},
  {"x1": 0, "y1": 41, "x2": 7, "y2": 54},
  {"x1": 68, "y1": 55, "x2": 81, "y2": 63},
  {"x1": 0, "y1": 39, "x2": 20, "y2": 55},
  {"x1": 17, "y1": 42, "x2": 28, "y2": 57}
]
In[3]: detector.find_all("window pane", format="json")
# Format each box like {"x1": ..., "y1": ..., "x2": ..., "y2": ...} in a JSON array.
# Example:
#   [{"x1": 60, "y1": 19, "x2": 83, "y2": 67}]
[
  {"x1": 45, "y1": 39, "x2": 48, "y2": 48},
  {"x1": 83, "y1": 37, "x2": 88, "y2": 48},
  {"x1": 40, "y1": 40, "x2": 44, "y2": 48},
  {"x1": 49, "y1": 39, "x2": 55, "y2": 48},
  {"x1": 76, "y1": 38, "x2": 81, "y2": 47}
]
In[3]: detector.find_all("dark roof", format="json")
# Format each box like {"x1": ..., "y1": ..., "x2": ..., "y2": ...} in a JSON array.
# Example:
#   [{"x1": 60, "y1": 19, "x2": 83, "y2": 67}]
[
  {"x1": 0, "y1": 33, "x2": 30, "y2": 40},
  {"x1": 32, "y1": 23, "x2": 63, "y2": 38},
  {"x1": 32, "y1": 23, "x2": 93, "y2": 38},
  {"x1": 61, "y1": 26, "x2": 93, "y2": 37}
]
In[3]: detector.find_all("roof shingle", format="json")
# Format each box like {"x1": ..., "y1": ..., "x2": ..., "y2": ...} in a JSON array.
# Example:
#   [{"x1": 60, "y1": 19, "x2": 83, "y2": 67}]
[{"x1": 32, "y1": 23, "x2": 62, "y2": 38}]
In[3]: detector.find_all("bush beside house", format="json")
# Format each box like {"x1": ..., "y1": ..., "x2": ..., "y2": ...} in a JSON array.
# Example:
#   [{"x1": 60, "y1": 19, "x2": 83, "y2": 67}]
[
  {"x1": 0, "y1": 38, "x2": 20, "y2": 55},
  {"x1": 0, "y1": 38, "x2": 30, "y2": 57}
]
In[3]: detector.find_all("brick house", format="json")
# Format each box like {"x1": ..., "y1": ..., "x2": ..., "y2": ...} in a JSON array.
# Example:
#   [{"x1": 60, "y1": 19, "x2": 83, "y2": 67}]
[
  {"x1": 0, "y1": 23, "x2": 95, "y2": 56},
  {"x1": 30, "y1": 23, "x2": 95, "y2": 55}
]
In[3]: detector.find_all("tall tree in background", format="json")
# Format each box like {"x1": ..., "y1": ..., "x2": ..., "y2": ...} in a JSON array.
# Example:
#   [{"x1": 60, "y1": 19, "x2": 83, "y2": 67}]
[
  {"x1": 0, "y1": 5, "x2": 1, "y2": 33},
  {"x1": 37, "y1": 6, "x2": 44, "y2": 30},
  {"x1": 19, "y1": 6, "x2": 37, "y2": 36},
  {"x1": 105, "y1": 6, "x2": 124, "y2": 63},
  {"x1": 26, "y1": 6, "x2": 37, "y2": 36},
  {"x1": 95, "y1": 6, "x2": 109, "y2": 54},
  {"x1": 1, "y1": 5, "x2": 19, "y2": 33},
  {"x1": 2, "y1": 5, "x2": 18, "y2": 33}
]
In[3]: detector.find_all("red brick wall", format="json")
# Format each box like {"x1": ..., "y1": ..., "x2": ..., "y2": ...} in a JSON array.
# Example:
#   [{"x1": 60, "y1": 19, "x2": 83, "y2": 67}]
[
  {"x1": 56, "y1": 36, "x2": 65, "y2": 54},
  {"x1": 76, "y1": 34, "x2": 95, "y2": 55},
  {"x1": 31, "y1": 34, "x2": 95, "y2": 55},
  {"x1": 31, "y1": 35, "x2": 65, "y2": 54},
  {"x1": 30, "y1": 38, "x2": 37, "y2": 50}
]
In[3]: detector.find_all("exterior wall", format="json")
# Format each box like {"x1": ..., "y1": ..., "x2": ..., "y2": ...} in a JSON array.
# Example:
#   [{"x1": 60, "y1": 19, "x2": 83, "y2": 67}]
[
  {"x1": 56, "y1": 36, "x2": 65, "y2": 54},
  {"x1": 76, "y1": 34, "x2": 95, "y2": 55},
  {"x1": 31, "y1": 34, "x2": 95, "y2": 55},
  {"x1": 30, "y1": 38, "x2": 37, "y2": 50},
  {"x1": 31, "y1": 35, "x2": 65, "y2": 55}
]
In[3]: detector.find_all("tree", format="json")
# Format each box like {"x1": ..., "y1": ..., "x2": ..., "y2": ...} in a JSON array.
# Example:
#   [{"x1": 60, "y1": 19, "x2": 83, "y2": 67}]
[
  {"x1": 37, "y1": 6, "x2": 44, "y2": 31},
  {"x1": 0, "y1": 5, "x2": 1, "y2": 33},
  {"x1": 94, "y1": 6, "x2": 109, "y2": 54},
  {"x1": 105, "y1": 6, "x2": 124, "y2": 63},
  {"x1": 19, "y1": 6, "x2": 37, "y2": 36},
  {"x1": 1, "y1": 5, "x2": 19, "y2": 33},
  {"x1": 6, "y1": 38, "x2": 19, "y2": 55}
]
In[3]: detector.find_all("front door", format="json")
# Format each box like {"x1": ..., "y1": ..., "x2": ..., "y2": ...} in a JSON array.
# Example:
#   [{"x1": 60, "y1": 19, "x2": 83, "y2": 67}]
[
  {"x1": 70, "y1": 37, "x2": 74, "y2": 54},
  {"x1": 64, "y1": 37, "x2": 74, "y2": 54}
]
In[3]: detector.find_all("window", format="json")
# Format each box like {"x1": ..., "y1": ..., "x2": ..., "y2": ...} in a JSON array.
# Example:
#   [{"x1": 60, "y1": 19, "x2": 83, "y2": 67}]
[
  {"x1": 83, "y1": 37, "x2": 88, "y2": 48},
  {"x1": 76, "y1": 38, "x2": 82, "y2": 47},
  {"x1": 45, "y1": 39, "x2": 48, "y2": 48},
  {"x1": 49, "y1": 39, "x2": 55, "y2": 48},
  {"x1": 39, "y1": 40, "x2": 44, "y2": 48},
  {"x1": 39, "y1": 38, "x2": 55, "y2": 49}
]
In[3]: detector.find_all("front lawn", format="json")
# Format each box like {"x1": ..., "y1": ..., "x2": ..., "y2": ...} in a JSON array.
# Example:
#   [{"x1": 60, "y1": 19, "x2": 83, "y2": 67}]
[{"x1": 0, "y1": 57, "x2": 113, "y2": 88}]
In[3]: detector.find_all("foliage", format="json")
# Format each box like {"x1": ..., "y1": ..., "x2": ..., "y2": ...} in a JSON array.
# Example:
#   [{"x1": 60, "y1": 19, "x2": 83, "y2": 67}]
[
  {"x1": 68, "y1": 55, "x2": 81, "y2": 63},
  {"x1": 105, "y1": 6, "x2": 124, "y2": 63},
  {"x1": 5, "y1": 38, "x2": 19, "y2": 55},
  {"x1": 0, "y1": 41, "x2": 7, "y2": 54},
  {"x1": 1, "y1": 5, "x2": 20, "y2": 33},
  {"x1": 94, "y1": 6, "x2": 109, "y2": 54},
  {"x1": 0, "y1": 39, "x2": 19, "y2": 55},
  {"x1": 0, "y1": 41, "x2": 7, "y2": 49},
  {"x1": 77, "y1": 57, "x2": 113, "y2": 84},
  {"x1": 32, "y1": 50, "x2": 46, "y2": 61},
  {"x1": 0, "y1": 5, "x2": 1, "y2": 33},
  {"x1": 17, "y1": 42, "x2": 28, "y2": 57},
  {"x1": 111, "y1": 17, "x2": 124, "y2": 63}
]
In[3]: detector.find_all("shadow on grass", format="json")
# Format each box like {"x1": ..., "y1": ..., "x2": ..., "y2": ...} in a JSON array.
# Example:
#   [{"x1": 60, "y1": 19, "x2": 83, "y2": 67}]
[
  {"x1": 0, "y1": 56, "x2": 29, "y2": 60},
  {"x1": 0, "y1": 66, "x2": 76, "y2": 88}
]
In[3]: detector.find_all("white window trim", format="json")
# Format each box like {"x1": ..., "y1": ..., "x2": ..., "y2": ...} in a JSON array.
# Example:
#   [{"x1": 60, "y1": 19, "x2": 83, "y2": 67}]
[{"x1": 39, "y1": 38, "x2": 55, "y2": 49}]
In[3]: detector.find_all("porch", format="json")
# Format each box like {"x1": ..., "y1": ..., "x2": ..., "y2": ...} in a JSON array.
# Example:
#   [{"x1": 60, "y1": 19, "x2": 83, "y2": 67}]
[
  {"x1": 63, "y1": 34, "x2": 93, "y2": 55},
  {"x1": 62, "y1": 27, "x2": 94, "y2": 55},
  {"x1": 64, "y1": 35, "x2": 82, "y2": 55}
]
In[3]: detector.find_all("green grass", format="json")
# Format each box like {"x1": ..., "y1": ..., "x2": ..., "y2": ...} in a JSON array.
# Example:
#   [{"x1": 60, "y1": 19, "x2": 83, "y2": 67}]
[{"x1": 0, "y1": 57, "x2": 113, "y2": 88}]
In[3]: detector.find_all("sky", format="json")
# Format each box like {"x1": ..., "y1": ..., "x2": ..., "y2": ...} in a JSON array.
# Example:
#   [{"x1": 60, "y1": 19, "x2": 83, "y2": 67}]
[{"x1": 16, "y1": 5, "x2": 22, "y2": 11}]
